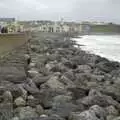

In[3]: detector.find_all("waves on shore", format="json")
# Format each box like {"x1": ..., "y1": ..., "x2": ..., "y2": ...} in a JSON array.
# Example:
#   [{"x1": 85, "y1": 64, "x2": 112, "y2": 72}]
[{"x1": 73, "y1": 35, "x2": 120, "y2": 62}]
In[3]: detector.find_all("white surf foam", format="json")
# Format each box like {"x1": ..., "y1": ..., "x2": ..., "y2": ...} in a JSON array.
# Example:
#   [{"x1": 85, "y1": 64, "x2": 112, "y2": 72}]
[{"x1": 72, "y1": 35, "x2": 120, "y2": 62}]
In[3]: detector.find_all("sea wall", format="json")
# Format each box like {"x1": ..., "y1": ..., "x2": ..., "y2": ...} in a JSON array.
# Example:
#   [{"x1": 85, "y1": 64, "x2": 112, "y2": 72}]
[{"x1": 0, "y1": 33, "x2": 29, "y2": 56}]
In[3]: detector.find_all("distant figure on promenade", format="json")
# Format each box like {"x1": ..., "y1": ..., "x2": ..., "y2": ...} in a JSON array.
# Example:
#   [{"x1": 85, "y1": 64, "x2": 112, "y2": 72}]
[
  {"x1": 0, "y1": 26, "x2": 2, "y2": 33},
  {"x1": 1, "y1": 26, "x2": 8, "y2": 33}
]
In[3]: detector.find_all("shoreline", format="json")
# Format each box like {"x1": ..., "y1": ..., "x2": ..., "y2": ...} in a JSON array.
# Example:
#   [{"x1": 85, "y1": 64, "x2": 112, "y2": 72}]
[{"x1": 72, "y1": 34, "x2": 120, "y2": 63}]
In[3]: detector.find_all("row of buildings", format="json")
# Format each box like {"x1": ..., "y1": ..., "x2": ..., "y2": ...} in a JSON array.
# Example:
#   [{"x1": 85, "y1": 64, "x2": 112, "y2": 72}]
[
  {"x1": 1, "y1": 18, "x2": 115, "y2": 34},
  {"x1": 26, "y1": 20, "x2": 110, "y2": 33},
  {"x1": 0, "y1": 18, "x2": 24, "y2": 33},
  {"x1": 0, "y1": 18, "x2": 92, "y2": 34},
  {"x1": 28, "y1": 22, "x2": 91, "y2": 33}
]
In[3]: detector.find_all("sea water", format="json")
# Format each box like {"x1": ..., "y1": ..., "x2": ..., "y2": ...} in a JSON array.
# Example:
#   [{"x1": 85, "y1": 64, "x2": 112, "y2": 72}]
[{"x1": 73, "y1": 35, "x2": 120, "y2": 62}]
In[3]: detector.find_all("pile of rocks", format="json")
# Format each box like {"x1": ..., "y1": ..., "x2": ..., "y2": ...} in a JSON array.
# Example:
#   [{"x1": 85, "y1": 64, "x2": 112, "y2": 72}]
[{"x1": 1, "y1": 32, "x2": 120, "y2": 120}]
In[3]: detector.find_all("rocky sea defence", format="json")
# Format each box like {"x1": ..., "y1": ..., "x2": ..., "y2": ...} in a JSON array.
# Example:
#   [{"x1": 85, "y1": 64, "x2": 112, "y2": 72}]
[{"x1": 1, "y1": 32, "x2": 120, "y2": 120}]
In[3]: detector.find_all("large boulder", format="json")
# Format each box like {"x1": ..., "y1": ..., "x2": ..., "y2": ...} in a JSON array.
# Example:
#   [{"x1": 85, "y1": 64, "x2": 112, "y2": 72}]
[
  {"x1": 68, "y1": 87, "x2": 89, "y2": 100},
  {"x1": 41, "y1": 75, "x2": 65, "y2": 90},
  {"x1": 60, "y1": 75, "x2": 76, "y2": 89},
  {"x1": 27, "y1": 95, "x2": 40, "y2": 107},
  {"x1": 70, "y1": 54, "x2": 97, "y2": 65},
  {"x1": 76, "y1": 65, "x2": 92, "y2": 73},
  {"x1": 52, "y1": 95, "x2": 72, "y2": 105},
  {"x1": 69, "y1": 105, "x2": 106, "y2": 120},
  {"x1": 105, "y1": 106, "x2": 119, "y2": 116},
  {"x1": 38, "y1": 87, "x2": 69, "y2": 109},
  {"x1": 63, "y1": 70, "x2": 75, "y2": 81},
  {"x1": 50, "y1": 103, "x2": 78, "y2": 118},
  {"x1": 2, "y1": 91, "x2": 13, "y2": 103},
  {"x1": 9, "y1": 84, "x2": 27, "y2": 99},
  {"x1": 100, "y1": 83, "x2": 120, "y2": 102},
  {"x1": 90, "y1": 105, "x2": 106, "y2": 120},
  {"x1": 14, "y1": 106, "x2": 38, "y2": 119},
  {"x1": 75, "y1": 73, "x2": 105, "y2": 85},
  {"x1": 45, "y1": 62, "x2": 56, "y2": 71},
  {"x1": 0, "y1": 67, "x2": 26, "y2": 84},
  {"x1": 14, "y1": 97, "x2": 26, "y2": 107},
  {"x1": 32, "y1": 74, "x2": 51, "y2": 86},
  {"x1": 105, "y1": 106, "x2": 119, "y2": 120},
  {"x1": 36, "y1": 105, "x2": 44, "y2": 115},
  {"x1": 51, "y1": 63, "x2": 68, "y2": 73},
  {"x1": 77, "y1": 89, "x2": 120, "y2": 109},
  {"x1": 23, "y1": 79, "x2": 40, "y2": 95},
  {"x1": 95, "y1": 61, "x2": 120, "y2": 73},
  {"x1": 28, "y1": 68, "x2": 39, "y2": 78}
]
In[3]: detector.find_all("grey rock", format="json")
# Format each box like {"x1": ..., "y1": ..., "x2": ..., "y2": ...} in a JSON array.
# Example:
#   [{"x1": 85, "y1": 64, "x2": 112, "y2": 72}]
[
  {"x1": 68, "y1": 87, "x2": 89, "y2": 100},
  {"x1": 15, "y1": 106, "x2": 38, "y2": 119},
  {"x1": 39, "y1": 87, "x2": 69, "y2": 109},
  {"x1": 23, "y1": 79, "x2": 40, "y2": 95},
  {"x1": 18, "y1": 84, "x2": 28, "y2": 100},
  {"x1": 36, "y1": 105, "x2": 44, "y2": 115},
  {"x1": 53, "y1": 95, "x2": 72, "y2": 105},
  {"x1": 106, "y1": 106, "x2": 119, "y2": 116},
  {"x1": 113, "y1": 117, "x2": 120, "y2": 120},
  {"x1": 9, "y1": 84, "x2": 27, "y2": 99},
  {"x1": 29, "y1": 62, "x2": 36, "y2": 68},
  {"x1": 107, "y1": 115, "x2": 116, "y2": 120},
  {"x1": 41, "y1": 75, "x2": 65, "y2": 90},
  {"x1": 69, "y1": 111, "x2": 97, "y2": 120},
  {"x1": 45, "y1": 62, "x2": 56, "y2": 71},
  {"x1": 63, "y1": 70, "x2": 75, "y2": 81},
  {"x1": 12, "y1": 117, "x2": 20, "y2": 120},
  {"x1": 60, "y1": 75, "x2": 76, "y2": 89},
  {"x1": 53, "y1": 63, "x2": 68, "y2": 73},
  {"x1": 77, "y1": 89, "x2": 120, "y2": 109},
  {"x1": 76, "y1": 65, "x2": 92, "y2": 73},
  {"x1": 27, "y1": 95, "x2": 40, "y2": 107},
  {"x1": 96, "y1": 61, "x2": 119, "y2": 73},
  {"x1": 93, "y1": 68, "x2": 105, "y2": 75},
  {"x1": 24, "y1": 54, "x2": 31, "y2": 61},
  {"x1": 90, "y1": 105, "x2": 106, "y2": 120},
  {"x1": 75, "y1": 73, "x2": 104, "y2": 85},
  {"x1": 40, "y1": 114, "x2": 48, "y2": 118},
  {"x1": 14, "y1": 97, "x2": 26, "y2": 107},
  {"x1": 21, "y1": 115, "x2": 65, "y2": 120},
  {"x1": 69, "y1": 105, "x2": 106, "y2": 120},
  {"x1": 28, "y1": 68, "x2": 39, "y2": 78},
  {"x1": 36, "y1": 63, "x2": 49, "y2": 76},
  {"x1": 51, "y1": 103, "x2": 78, "y2": 118},
  {"x1": 0, "y1": 67, "x2": 26, "y2": 84},
  {"x1": 3, "y1": 91, "x2": 13, "y2": 103},
  {"x1": 32, "y1": 74, "x2": 51, "y2": 86},
  {"x1": 86, "y1": 82, "x2": 98, "y2": 88},
  {"x1": 100, "y1": 85, "x2": 120, "y2": 102}
]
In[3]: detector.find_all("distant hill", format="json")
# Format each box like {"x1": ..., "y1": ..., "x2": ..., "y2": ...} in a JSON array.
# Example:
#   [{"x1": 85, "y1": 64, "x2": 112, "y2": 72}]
[{"x1": 90, "y1": 24, "x2": 120, "y2": 33}]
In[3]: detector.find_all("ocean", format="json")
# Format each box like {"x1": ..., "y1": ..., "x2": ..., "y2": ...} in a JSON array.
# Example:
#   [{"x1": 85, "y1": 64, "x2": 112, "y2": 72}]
[{"x1": 73, "y1": 35, "x2": 120, "y2": 62}]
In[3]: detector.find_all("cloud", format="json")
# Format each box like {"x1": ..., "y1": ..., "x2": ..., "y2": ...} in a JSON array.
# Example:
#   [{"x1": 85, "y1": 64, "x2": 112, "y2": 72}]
[{"x1": 0, "y1": 0, "x2": 119, "y2": 23}]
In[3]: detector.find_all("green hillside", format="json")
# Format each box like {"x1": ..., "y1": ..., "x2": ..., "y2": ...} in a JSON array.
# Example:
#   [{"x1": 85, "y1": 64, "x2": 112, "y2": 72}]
[{"x1": 90, "y1": 24, "x2": 120, "y2": 33}]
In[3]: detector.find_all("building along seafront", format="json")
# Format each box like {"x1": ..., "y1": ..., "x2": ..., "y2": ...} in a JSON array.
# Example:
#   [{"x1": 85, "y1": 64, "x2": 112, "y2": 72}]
[
  {"x1": 38, "y1": 22, "x2": 90, "y2": 34},
  {"x1": 0, "y1": 18, "x2": 24, "y2": 33}
]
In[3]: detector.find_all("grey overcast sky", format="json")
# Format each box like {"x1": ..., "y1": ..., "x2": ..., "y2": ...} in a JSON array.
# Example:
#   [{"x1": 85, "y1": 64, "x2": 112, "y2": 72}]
[{"x1": 0, "y1": 0, "x2": 120, "y2": 23}]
